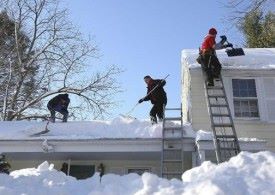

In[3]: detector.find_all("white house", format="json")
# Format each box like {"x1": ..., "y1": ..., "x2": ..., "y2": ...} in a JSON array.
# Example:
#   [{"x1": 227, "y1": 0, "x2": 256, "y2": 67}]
[
  {"x1": 0, "y1": 48, "x2": 273, "y2": 179},
  {"x1": 181, "y1": 48, "x2": 275, "y2": 153}
]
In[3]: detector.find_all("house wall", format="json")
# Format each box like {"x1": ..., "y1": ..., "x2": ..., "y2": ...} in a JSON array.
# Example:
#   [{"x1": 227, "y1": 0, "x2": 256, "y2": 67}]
[
  {"x1": 188, "y1": 69, "x2": 211, "y2": 130},
  {"x1": 6, "y1": 152, "x2": 193, "y2": 177},
  {"x1": 185, "y1": 68, "x2": 275, "y2": 152}
]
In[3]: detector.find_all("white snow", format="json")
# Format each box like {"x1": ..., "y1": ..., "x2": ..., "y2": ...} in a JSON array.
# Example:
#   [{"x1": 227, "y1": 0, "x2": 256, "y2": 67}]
[
  {"x1": 0, "y1": 151, "x2": 274, "y2": 195},
  {"x1": 196, "y1": 129, "x2": 264, "y2": 142},
  {"x1": 182, "y1": 48, "x2": 275, "y2": 70},
  {"x1": 0, "y1": 117, "x2": 196, "y2": 140},
  {"x1": 196, "y1": 130, "x2": 213, "y2": 141}
]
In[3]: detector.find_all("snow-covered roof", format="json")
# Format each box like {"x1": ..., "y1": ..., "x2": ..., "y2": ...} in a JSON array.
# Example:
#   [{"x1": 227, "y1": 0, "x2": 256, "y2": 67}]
[
  {"x1": 182, "y1": 48, "x2": 275, "y2": 70},
  {"x1": 0, "y1": 117, "x2": 194, "y2": 140},
  {"x1": 0, "y1": 151, "x2": 274, "y2": 194}
]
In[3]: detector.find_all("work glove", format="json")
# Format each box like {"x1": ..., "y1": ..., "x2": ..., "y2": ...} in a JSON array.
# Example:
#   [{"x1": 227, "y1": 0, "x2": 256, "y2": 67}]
[
  {"x1": 138, "y1": 99, "x2": 144, "y2": 104},
  {"x1": 220, "y1": 35, "x2": 227, "y2": 45}
]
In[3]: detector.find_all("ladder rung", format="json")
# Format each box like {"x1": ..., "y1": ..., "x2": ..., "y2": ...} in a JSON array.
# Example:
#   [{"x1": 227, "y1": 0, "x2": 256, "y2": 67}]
[
  {"x1": 165, "y1": 108, "x2": 181, "y2": 110},
  {"x1": 164, "y1": 117, "x2": 182, "y2": 121},
  {"x1": 213, "y1": 123, "x2": 233, "y2": 127},
  {"x1": 163, "y1": 148, "x2": 182, "y2": 152},
  {"x1": 163, "y1": 127, "x2": 182, "y2": 130},
  {"x1": 163, "y1": 160, "x2": 182, "y2": 163},
  {"x1": 219, "y1": 147, "x2": 238, "y2": 151},
  {"x1": 163, "y1": 137, "x2": 182, "y2": 141},
  {"x1": 212, "y1": 113, "x2": 230, "y2": 117},
  {"x1": 210, "y1": 104, "x2": 228, "y2": 107},
  {"x1": 216, "y1": 135, "x2": 236, "y2": 139},
  {"x1": 208, "y1": 95, "x2": 226, "y2": 98}
]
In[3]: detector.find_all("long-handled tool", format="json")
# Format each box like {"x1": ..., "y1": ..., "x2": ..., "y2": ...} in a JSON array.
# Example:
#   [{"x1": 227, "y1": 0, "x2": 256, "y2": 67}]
[{"x1": 120, "y1": 74, "x2": 170, "y2": 119}]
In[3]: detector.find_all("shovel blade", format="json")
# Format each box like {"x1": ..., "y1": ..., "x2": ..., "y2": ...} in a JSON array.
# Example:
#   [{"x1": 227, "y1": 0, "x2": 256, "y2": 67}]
[{"x1": 226, "y1": 48, "x2": 245, "y2": 57}]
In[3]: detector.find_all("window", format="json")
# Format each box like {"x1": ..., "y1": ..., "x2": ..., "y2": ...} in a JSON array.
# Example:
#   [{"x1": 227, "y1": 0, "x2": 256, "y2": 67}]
[
  {"x1": 127, "y1": 168, "x2": 150, "y2": 175},
  {"x1": 232, "y1": 79, "x2": 259, "y2": 118},
  {"x1": 69, "y1": 165, "x2": 95, "y2": 179}
]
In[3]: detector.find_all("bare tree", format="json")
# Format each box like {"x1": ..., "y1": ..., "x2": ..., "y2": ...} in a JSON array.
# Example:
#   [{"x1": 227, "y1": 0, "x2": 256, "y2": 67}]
[
  {"x1": 225, "y1": 0, "x2": 273, "y2": 24},
  {"x1": 0, "y1": 0, "x2": 121, "y2": 121}
]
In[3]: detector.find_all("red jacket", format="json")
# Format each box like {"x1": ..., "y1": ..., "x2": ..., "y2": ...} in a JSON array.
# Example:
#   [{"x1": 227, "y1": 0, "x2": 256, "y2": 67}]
[{"x1": 201, "y1": 34, "x2": 216, "y2": 52}]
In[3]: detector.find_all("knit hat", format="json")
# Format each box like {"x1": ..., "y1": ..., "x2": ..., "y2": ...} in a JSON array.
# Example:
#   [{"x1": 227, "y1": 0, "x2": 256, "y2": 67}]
[{"x1": 209, "y1": 28, "x2": 217, "y2": 35}]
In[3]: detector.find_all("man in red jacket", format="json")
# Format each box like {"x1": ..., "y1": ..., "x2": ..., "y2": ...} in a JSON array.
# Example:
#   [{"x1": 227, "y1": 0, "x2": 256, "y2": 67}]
[{"x1": 200, "y1": 28, "x2": 225, "y2": 86}]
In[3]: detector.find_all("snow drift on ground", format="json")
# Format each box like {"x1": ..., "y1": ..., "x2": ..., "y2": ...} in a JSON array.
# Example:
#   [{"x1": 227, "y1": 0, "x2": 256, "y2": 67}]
[
  {"x1": 0, "y1": 151, "x2": 274, "y2": 195},
  {"x1": 0, "y1": 117, "x2": 194, "y2": 139},
  {"x1": 182, "y1": 48, "x2": 275, "y2": 70}
]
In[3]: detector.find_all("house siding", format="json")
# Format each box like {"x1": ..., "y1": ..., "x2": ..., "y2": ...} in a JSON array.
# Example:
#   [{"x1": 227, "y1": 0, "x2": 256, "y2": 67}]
[{"x1": 185, "y1": 68, "x2": 275, "y2": 152}]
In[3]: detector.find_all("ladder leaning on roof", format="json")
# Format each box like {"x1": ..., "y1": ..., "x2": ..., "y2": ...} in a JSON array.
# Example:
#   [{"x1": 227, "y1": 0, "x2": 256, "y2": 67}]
[
  {"x1": 203, "y1": 71, "x2": 241, "y2": 163},
  {"x1": 161, "y1": 106, "x2": 184, "y2": 180}
]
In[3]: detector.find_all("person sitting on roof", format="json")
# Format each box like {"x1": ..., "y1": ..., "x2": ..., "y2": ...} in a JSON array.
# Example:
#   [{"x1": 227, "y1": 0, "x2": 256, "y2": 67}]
[
  {"x1": 47, "y1": 94, "x2": 70, "y2": 123},
  {"x1": 200, "y1": 28, "x2": 229, "y2": 86}
]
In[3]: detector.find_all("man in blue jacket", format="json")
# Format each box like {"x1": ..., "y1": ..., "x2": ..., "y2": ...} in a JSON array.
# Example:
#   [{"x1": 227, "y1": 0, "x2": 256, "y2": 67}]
[{"x1": 47, "y1": 94, "x2": 70, "y2": 122}]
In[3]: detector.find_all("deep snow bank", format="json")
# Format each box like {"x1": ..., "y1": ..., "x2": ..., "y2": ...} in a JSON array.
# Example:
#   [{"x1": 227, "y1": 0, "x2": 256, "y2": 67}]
[{"x1": 0, "y1": 151, "x2": 274, "y2": 195}]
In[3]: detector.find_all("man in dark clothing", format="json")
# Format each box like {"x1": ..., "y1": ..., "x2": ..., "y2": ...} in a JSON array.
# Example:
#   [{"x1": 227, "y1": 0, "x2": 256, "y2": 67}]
[
  {"x1": 138, "y1": 75, "x2": 167, "y2": 124},
  {"x1": 47, "y1": 94, "x2": 70, "y2": 122}
]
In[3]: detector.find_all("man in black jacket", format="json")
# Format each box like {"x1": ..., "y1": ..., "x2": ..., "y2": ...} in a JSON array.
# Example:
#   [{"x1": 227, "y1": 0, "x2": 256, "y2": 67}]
[
  {"x1": 47, "y1": 94, "x2": 70, "y2": 122},
  {"x1": 138, "y1": 75, "x2": 167, "y2": 124}
]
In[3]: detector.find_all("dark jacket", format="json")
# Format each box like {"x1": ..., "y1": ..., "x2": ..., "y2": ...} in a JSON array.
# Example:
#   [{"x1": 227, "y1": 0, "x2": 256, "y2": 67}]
[
  {"x1": 143, "y1": 79, "x2": 167, "y2": 105},
  {"x1": 47, "y1": 94, "x2": 70, "y2": 111}
]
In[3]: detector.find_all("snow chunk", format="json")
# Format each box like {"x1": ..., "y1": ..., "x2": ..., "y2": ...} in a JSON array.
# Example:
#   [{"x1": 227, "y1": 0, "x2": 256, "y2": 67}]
[
  {"x1": 196, "y1": 130, "x2": 213, "y2": 141},
  {"x1": 37, "y1": 161, "x2": 54, "y2": 171},
  {"x1": 182, "y1": 48, "x2": 275, "y2": 70}
]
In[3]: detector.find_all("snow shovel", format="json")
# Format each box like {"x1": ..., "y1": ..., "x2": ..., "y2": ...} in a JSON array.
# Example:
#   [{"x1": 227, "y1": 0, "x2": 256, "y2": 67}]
[
  {"x1": 220, "y1": 36, "x2": 245, "y2": 57},
  {"x1": 120, "y1": 74, "x2": 170, "y2": 119},
  {"x1": 226, "y1": 47, "x2": 245, "y2": 57}
]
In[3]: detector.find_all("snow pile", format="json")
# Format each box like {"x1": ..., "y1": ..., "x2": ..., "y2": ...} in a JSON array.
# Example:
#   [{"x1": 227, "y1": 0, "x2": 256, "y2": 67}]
[
  {"x1": 0, "y1": 117, "x2": 196, "y2": 140},
  {"x1": 196, "y1": 129, "x2": 265, "y2": 143},
  {"x1": 182, "y1": 48, "x2": 275, "y2": 70},
  {"x1": 0, "y1": 151, "x2": 274, "y2": 195},
  {"x1": 196, "y1": 130, "x2": 213, "y2": 141},
  {"x1": 0, "y1": 117, "x2": 163, "y2": 139}
]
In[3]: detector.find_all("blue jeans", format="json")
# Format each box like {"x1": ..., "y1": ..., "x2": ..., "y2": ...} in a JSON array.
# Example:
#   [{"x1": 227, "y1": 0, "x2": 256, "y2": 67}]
[{"x1": 47, "y1": 105, "x2": 68, "y2": 122}]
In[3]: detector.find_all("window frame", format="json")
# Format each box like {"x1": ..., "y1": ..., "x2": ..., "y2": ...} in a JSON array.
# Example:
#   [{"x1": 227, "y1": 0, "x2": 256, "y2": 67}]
[
  {"x1": 127, "y1": 167, "x2": 151, "y2": 175},
  {"x1": 230, "y1": 78, "x2": 260, "y2": 120}
]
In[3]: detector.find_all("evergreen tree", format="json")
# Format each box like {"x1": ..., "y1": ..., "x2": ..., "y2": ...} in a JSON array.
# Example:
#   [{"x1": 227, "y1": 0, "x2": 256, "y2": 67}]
[{"x1": 240, "y1": 9, "x2": 275, "y2": 48}]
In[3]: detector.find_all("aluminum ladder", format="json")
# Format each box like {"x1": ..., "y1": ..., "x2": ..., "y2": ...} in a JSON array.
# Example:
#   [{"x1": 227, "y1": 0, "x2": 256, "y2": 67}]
[
  {"x1": 161, "y1": 107, "x2": 184, "y2": 180},
  {"x1": 204, "y1": 75, "x2": 241, "y2": 163}
]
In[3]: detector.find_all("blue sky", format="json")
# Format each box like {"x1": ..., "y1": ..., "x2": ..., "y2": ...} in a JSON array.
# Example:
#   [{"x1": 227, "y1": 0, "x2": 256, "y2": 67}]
[{"x1": 63, "y1": 0, "x2": 243, "y2": 120}]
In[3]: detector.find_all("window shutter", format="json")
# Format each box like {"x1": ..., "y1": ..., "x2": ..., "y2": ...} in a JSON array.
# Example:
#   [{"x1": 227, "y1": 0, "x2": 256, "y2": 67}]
[{"x1": 263, "y1": 78, "x2": 275, "y2": 121}]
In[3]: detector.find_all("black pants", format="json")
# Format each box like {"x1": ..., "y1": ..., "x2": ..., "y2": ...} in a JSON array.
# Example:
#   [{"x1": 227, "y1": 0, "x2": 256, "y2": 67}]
[
  {"x1": 47, "y1": 105, "x2": 68, "y2": 122},
  {"x1": 201, "y1": 54, "x2": 221, "y2": 83},
  {"x1": 150, "y1": 102, "x2": 166, "y2": 124}
]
